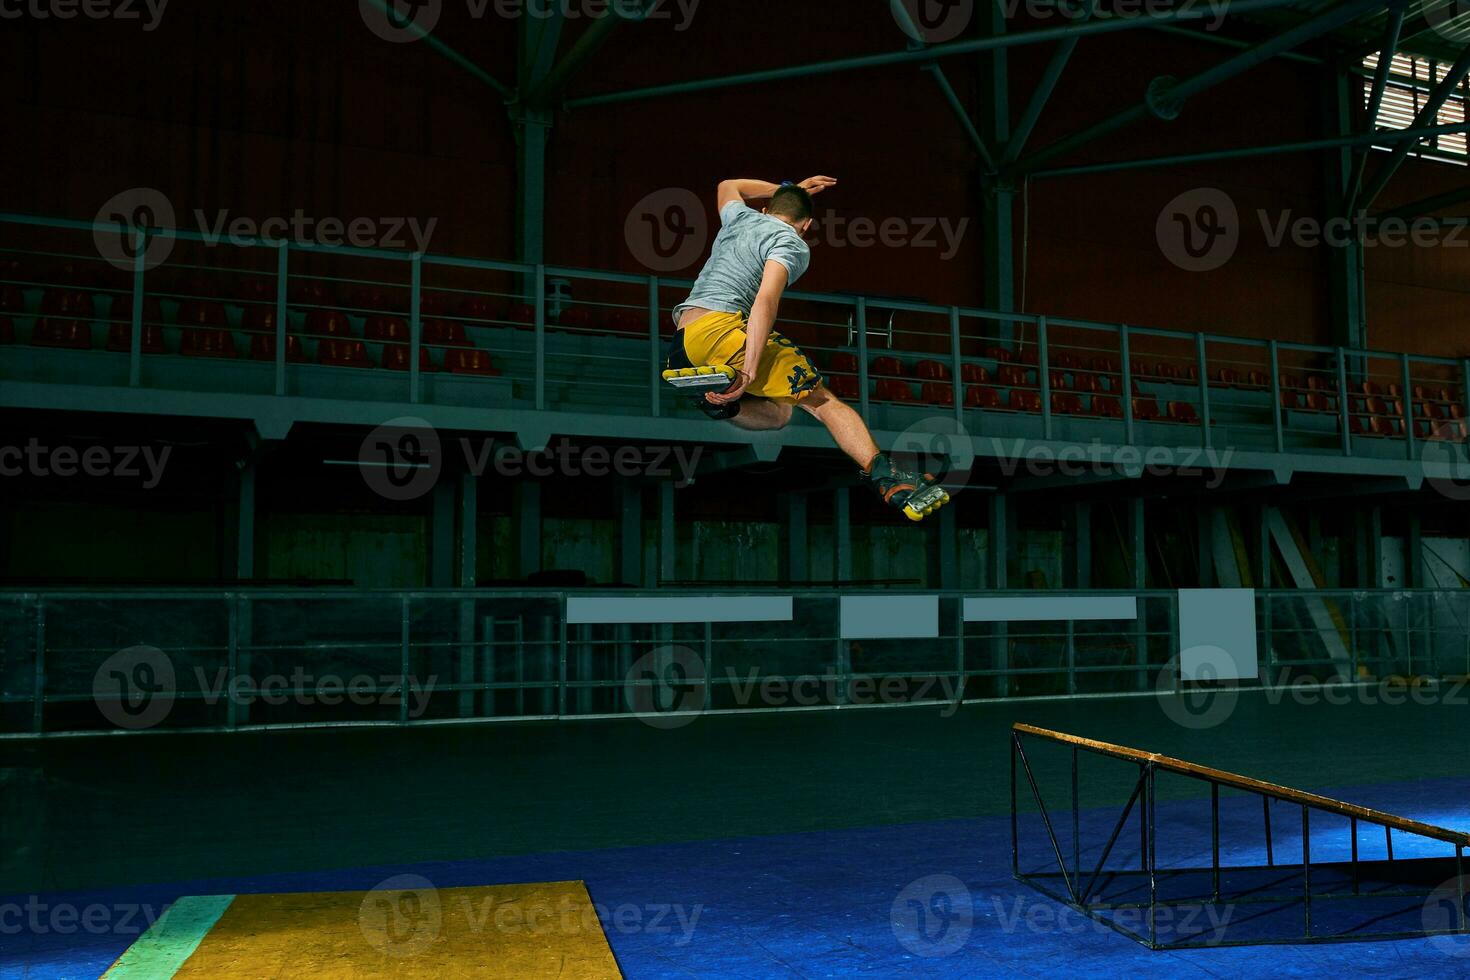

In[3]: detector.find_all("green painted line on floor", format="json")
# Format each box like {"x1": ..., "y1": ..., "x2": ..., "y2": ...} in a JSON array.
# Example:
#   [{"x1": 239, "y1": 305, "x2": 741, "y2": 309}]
[{"x1": 101, "y1": 894, "x2": 236, "y2": 979}]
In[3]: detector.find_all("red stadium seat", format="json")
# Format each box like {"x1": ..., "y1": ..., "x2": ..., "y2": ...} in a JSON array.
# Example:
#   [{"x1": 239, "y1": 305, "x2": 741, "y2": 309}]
[
  {"x1": 1280, "y1": 389, "x2": 1302, "y2": 410},
  {"x1": 1092, "y1": 395, "x2": 1123, "y2": 419},
  {"x1": 984, "y1": 345, "x2": 1014, "y2": 363},
  {"x1": 364, "y1": 315, "x2": 410, "y2": 342},
  {"x1": 444, "y1": 349, "x2": 501, "y2": 376},
  {"x1": 241, "y1": 304, "x2": 278, "y2": 333},
  {"x1": 1213, "y1": 368, "x2": 1240, "y2": 387},
  {"x1": 1167, "y1": 401, "x2": 1199, "y2": 423},
  {"x1": 1009, "y1": 389, "x2": 1041, "y2": 413},
  {"x1": 1132, "y1": 396, "x2": 1161, "y2": 421},
  {"x1": 827, "y1": 352, "x2": 859, "y2": 374},
  {"x1": 506, "y1": 303, "x2": 536, "y2": 325},
  {"x1": 998, "y1": 365, "x2": 1028, "y2": 388},
  {"x1": 913, "y1": 359, "x2": 950, "y2": 381},
  {"x1": 827, "y1": 374, "x2": 860, "y2": 400},
  {"x1": 1052, "y1": 392, "x2": 1083, "y2": 415},
  {"x1": 289, "y1": 280, "x2": 334, "y2": 307},
  {"x1": 249, "y1": 333, "x2": 308, "y2": 363},
  {"x1": 870, "y1": 356, "x2": 905, "y2": 378},
  {"x1": 31, "y1": 318, "x2": 92, "y2": 349},
  {"x1": 422, "y1": 319, "x2": 471, "y2": 347},
  {"x1": 105, "y1": 322, "x2": 164, "y2": 354},
  {"x1": 318, "y1": 338, "x2": 372, "y2": 367},
  {"x1": 381, "y1": 344, "x2": 439, "y2": 372},
  {"x1": 961, "y1": 362, "x2": 989, "y2": 384},
  {"x1": 921, "y1": 382, "x2": 955, "y2": 407},
  {"x1": 305, "y1": 310, "x2": 354, "y2": 337},
  {"x1": 181, "y1": 328, "x2": 236, "y2": 358},
  {"x1": 874, "y1": 378, "x2": 917, "y2": 402},
  {"x1": 458, "y1": 295, "x2": 498, "y2": 321},
  {"x1": 965, "y1": 385, "x2": 1000, "y2": 409},
  {"x1": 0, "y1": 285, "x2": 25, "y2": 313},
  {"x1": 177, "y1": 299, "x2": 227, "y2": 328},
  {"x1": 41, "y1": 289, "x2": 94, "y2": 318}
]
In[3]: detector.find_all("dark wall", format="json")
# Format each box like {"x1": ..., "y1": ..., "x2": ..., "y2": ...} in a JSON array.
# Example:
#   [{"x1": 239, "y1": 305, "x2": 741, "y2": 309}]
[{"x1": 2, "y1": 2, "x2": 1465, "y2": 351}]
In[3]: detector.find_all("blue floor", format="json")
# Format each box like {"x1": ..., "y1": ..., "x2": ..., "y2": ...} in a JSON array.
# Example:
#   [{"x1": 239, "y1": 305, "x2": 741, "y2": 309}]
[{"x1": 5, "y1": 776, "x2": 1469, "y2": 978}]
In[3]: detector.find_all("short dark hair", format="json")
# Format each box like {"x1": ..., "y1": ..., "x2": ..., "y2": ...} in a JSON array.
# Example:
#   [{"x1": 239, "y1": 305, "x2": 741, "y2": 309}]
[{"x1": 768, "y1": 185, "x2": 813, "y2": 222}]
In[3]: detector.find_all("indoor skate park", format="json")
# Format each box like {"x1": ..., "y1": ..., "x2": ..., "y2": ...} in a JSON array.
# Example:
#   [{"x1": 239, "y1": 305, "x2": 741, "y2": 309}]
[{"x1": 4, "y1": 0, "x2": 1470, "y2": 976}]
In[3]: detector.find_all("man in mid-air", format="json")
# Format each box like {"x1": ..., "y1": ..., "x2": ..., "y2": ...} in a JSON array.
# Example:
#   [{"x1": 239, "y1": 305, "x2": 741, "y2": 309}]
[{"x1": 663, "y1": 176, "x2": 949, "y2": 521}]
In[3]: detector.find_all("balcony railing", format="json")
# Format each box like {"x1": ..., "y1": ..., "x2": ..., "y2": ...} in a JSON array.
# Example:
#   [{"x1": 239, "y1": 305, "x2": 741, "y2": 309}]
[
  {"x1": 1, "y1": 211, "x2": 1467, "y2": 465},
  {"x1": 1, "y1": 588, "x2": 1466, "y2": 737}
]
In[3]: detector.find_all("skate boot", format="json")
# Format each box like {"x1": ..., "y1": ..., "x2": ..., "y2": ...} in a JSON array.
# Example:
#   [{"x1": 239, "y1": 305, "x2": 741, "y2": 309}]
[{"x1": 863, "y1": 452, "x2": 950, "y2": 522}]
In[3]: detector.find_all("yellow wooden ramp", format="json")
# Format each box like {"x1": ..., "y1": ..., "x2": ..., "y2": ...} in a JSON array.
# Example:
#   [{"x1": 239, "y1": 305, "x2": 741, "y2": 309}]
[{"x1": 102, "y1": 880, "x2": 622, "y2": 979}]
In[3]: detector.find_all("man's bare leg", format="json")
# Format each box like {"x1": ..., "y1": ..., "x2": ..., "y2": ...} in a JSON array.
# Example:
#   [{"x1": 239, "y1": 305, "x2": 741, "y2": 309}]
[
  {"x1": 798, "y1": 385, "x2": 879, "y2": 466},
  {"x1": 726, "y1": 397, "x2": 793, "y2": 431},
  {"x1": 800, "y1": 384, "x2": 949, "y2": 520}
]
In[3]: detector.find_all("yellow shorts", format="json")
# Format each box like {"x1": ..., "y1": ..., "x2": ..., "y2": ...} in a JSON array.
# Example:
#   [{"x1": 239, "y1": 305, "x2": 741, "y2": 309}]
[{"x1": 675, "y1": 310, "x2": 822, "y2": 404}]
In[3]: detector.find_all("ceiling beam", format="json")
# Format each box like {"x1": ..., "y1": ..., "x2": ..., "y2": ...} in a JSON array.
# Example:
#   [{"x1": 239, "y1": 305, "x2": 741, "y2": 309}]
[
  {"x1": 1031, "y1": 122, "x2": 1469, "y2": 179},
  {"x1": 359, "y1": 0, "x2": 510, "y2": 99},
  {"x1": 1014, "y1": 0, "x2": 1388, "y2": 175},
  {"x1": 563, "y1": 0, "x2": 1306, "y2": 110}
]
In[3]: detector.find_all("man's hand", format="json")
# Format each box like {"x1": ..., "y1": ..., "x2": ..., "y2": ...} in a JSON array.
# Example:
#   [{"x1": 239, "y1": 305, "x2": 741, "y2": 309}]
[
  {"x1": 798, "y1": 176, "x2": 837, "y2": 195},
  {"x1": 706, "y1": 369, "x2": 752, "y2": 405}
]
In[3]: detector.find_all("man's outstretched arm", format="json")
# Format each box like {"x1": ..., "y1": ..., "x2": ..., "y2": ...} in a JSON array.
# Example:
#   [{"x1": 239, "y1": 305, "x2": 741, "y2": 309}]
[
  {"x1": 707, "y1": 260, "x2": 788, "y2": 405},
  {"x1": 716, "y1": 176, "x2": 837, "y2": 211}
]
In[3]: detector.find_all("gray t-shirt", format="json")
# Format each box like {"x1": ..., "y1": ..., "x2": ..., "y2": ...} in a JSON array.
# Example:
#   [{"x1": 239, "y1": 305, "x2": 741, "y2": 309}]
[{"x1": 672, "y1": 201, "x2": 811, "y2": 325}]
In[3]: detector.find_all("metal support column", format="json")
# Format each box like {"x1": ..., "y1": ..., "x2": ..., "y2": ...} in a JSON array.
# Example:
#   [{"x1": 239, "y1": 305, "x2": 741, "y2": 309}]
[
  {"x1": 979, "y1": 3, "x2": 1014, "y2": 329},
  {"x1": 1326, "y1": 57, "x2": 1367, "y2": 349}
]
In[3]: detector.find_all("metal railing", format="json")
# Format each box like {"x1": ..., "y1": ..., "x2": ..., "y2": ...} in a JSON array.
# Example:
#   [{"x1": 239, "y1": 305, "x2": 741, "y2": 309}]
[
  {"x1": 2, "y1": 212, "x2": 1467, "y2": 465},
  {"x1": 1, "y1": 588, "x2": 1466, "y2": 737}
]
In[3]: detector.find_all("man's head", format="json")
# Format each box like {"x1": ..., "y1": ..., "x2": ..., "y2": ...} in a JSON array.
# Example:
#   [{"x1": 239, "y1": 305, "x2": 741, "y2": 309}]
[{"x1": 766, "y1": 185, "x2": 814, "y2": 234}]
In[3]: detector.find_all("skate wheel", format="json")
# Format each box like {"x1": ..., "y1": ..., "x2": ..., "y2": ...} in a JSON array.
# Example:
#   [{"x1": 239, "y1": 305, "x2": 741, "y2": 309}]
[{"x1": 902, "y1": 488, "x2": 950, "y2": 522}]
